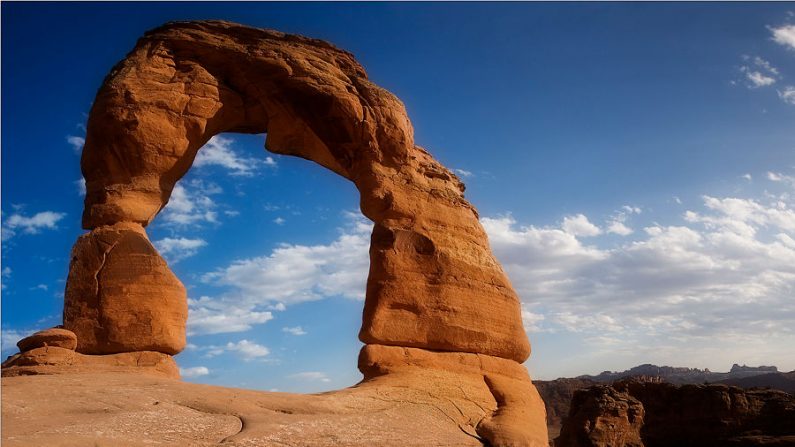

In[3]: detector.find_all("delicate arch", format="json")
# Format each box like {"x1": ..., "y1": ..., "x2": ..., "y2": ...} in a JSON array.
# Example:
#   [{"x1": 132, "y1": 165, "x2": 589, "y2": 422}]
[{"x1": 64, "y1": 20, "x2": 530, "y2": 363}]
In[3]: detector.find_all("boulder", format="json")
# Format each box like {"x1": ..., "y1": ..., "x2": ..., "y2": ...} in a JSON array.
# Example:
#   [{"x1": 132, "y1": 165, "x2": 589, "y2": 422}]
[{"x1": 16, "y1": 327, "x2": 77, "y2": 352}]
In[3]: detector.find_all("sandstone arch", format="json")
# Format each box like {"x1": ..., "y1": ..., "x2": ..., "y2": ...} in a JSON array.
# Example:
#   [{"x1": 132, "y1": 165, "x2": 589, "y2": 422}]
[{"x1": 12, "y1": 21, "x2": 547, "y2": 445}]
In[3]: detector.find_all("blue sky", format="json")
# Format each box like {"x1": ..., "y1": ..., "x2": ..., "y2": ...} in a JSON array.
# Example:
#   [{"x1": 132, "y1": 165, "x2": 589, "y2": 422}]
[{"x1": 2, "y1": 3, "x2": 795, "y2": 390}]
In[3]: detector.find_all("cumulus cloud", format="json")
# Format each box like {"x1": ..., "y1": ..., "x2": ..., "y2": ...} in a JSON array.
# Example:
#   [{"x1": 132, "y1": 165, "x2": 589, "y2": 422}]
[
  {"x1": 179, "y1": 366, "x2": 210, "y2": 378},
  {"x1": 606, "y1": 205, "x2": 641, "y2": 236},
  {"x1": 186, "y1": 213, "x2": 371, "y2": 336},
  {"x1": 282, "y1": 326, "x2": 307, "y2": 336},
  {"x1": 66, "y1": 135, "x2": 84, "y2": 153},
  {"x1": 194, "y1": 135, "x2": 273, "y2": 176},
  {"x1": 2, "y1": 210, "x2": 66, "y2": 241},
  {"x1": 483, "y1": 172, "x2": 795, "y2": 371},
  {"x1": 224, "y1": 340, "x2": 270, "y2": 361},
  {"x1": 154, "y1": 237, "x2": 207, "y2": 263},
  {"x1": 771, "y1": 24, "x2": 795, "y2": 50},
  {"x1": 562, "y1": 214, "x2": 602, "y2": 237},
  {"x1": 160, "y1": 181, "x2": 220, "y2": 227},
  {"x1": 187, "y1": 297, "x2": 274, "y2": 335},
  {"x1": 289, "y1": 371, "x2": 331, "y2": 383}
]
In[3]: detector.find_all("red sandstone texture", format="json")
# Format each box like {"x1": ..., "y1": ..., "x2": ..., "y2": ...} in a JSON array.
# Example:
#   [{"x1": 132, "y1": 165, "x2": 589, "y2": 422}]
[{"x1": 2, "y1": 20, "x2": 547, "y2": 446}]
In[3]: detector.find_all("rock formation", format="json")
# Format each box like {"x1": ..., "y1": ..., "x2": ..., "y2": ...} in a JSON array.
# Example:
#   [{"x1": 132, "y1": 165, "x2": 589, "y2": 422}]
[
  {"x1": 2, "y1": 20, "x2": 547, "y2": 446},
  {"x1": 556, "y1": 381, "x2": 795, "y2": 447}
]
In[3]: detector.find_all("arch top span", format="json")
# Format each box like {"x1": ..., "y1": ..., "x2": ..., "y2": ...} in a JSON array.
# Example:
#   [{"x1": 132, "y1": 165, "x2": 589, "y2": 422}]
[
  {"x1": 67, "y1": 20, "x2": 531, "y2": 365},
  {"x1": 82, "y1": 20, "x2": 416, "y2": 228}
]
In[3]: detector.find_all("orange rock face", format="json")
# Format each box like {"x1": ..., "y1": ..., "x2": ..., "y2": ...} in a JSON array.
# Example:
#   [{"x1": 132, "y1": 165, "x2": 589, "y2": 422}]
[
  {"x1": 33, "y1": 20, "x2": 547, "y2": 445},
  {"x1": 63, "y1": 222, "x2": 186, "y2": 355},
  {"x1": 16, "y1": 328, "x2": 77, "y2": 352}
]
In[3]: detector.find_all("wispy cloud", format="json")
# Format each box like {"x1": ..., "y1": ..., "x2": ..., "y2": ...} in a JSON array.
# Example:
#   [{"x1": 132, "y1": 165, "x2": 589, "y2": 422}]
[
  {"x1": 195, "y1": 340, "x2": 270, "y2": 362},
  {"x1": 160, "y1": 181, "x2": 220, "y2": 227},
  {"x1": 453, "y1": 168, "x2": 474, "y2": 178},
  {"x1": 66, "y1": 135, "x2": 84, "y2": 153},
  {"x1": 154, "y1": 237, "x2": 207, "y2": 263},
  {"x1": 289, "y1": 371, "x2": 331, "y2": 383},
  {"x1": 739, "y1": 56, "x2": 779, "y2": 88},
  {"x1": 778, "y1": 86, "x2": 795, "y2": 105},
  {"x1": 2, "y1": 210, "x2": 66, "y2": 241},
  {"x1": 194, "y1": 135, "x2": 274, "y2": 176},
  {"x1": 282, "y1": 326, "x2": 307, "y2": 336},
  {"x1": 179, "y1": 366, "x2": 210, "y2": 378}
]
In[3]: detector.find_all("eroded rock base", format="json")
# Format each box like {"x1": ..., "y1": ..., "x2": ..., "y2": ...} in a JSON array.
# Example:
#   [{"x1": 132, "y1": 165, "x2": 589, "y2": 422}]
[{"x1": 1, "y1": 347, "x2": 179, "y2": 379}]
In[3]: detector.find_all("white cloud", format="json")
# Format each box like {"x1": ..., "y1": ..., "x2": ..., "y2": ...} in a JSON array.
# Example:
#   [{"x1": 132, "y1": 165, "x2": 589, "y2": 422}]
[
  {"x1": 186, "y1": 213, "x2": 371, "y2": 336},
  {"x1": 30, "y1": 284, "x2": 48, "y2": 291},
  {"x1": 453, "y1": 168, "x2": 474, "y2": 178},
  {"x1": 746, "y1": 71, "x2": 776, "y2": 88},
  {"x1": 739, "y1": 56, "x2": 778, "y2": 88},
  {"x1": 194, "y1": 135, "x2": 272, "y2": 176},
  {"x1": 282, "y1": 326, "x2": 307, "y2": 336},
  {"x1": 75, "y1": 178, "x2": 86, "y2": 196},
  {"x1": 606, "y1": 205, "x2": 641, "y2": 236},
  {"x1": 1, "y1": 329, "x2": 35, "y2": 353},
  {"x1": 743, "y1": 174, "x2": 753, "y2": 181},
  {"x1": 771, "y1": 24, "x2": 795, "y2": 50},
  {"x1": 179, "y1": 366, "x2": 210, "y2": 378},
  {"x1": 273, "y1": 217, "x2": 286, "y2": 225},
  {"x1": 562, "y1": 214, "x2": 602, "y2": 237},
  {"x1": 225, "y1": 340, "x2": 270, "y2": 360},
  {"x1": 607, "y1": 221, "x2": 633, "y2": 236},
  {"x1": 778, "y1": 86, "x2": 795, "y2": 105},
  {"x1": 768, "y1": 171, "x2": 795, "y2": 188},
  {"x1": 160, "y1": 181, "x2": 219, "y2": 227},
  {"x1": 521, "y1": 305, "x2": 545, "y2": 333},
  {"x1": 154, "y1": 237, "x2": 207, "y2": 262},
  {"x1": 289, "y1": 371, "x2": 331, "y2": 383},
  {"x1": 483, "y1": 172, "x2": 795, "y2": 373},
  {"x1": 2, "y1": 210, "x2": 66, "y2": 241},
  {"x1": 66, "y1": 135, "x2": 84, "y2": 153},
  {"x1": 2, "y1": 267, "x2": 10, "y2": 278},
  {"x1": 187, "y1": 297, "x2": 274, "y2": 335}
]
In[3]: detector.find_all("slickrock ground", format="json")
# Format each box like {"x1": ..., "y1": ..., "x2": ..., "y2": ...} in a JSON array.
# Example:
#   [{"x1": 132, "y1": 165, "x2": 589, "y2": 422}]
[{"x1": 2, "y1": 365, "x2": 528, "y2": 447}]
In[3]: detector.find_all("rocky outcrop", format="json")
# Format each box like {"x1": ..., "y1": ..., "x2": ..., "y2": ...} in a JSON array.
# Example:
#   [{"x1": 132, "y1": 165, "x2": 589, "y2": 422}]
[
  {"x1": 3, "y1": 327, "x2": 177, "y2": 379},
  {"x1": 63, "y1": 222, "x2": 186, "y2": 355},
  {"x1": 16, "y1": 328, "x2": 77, "y2": 352},
  {"x1": 556, "y1": 381, "x2": 795, "y2": 447},
  {"x1": 556, "y1": 385, "x2": 644, "y2": 447},
  {"x1": 535, "y1": 378, "x2": 599, "y2": 439},
  {"x1": 3, "y1": 20, "x2": 547, "y2": 446}
]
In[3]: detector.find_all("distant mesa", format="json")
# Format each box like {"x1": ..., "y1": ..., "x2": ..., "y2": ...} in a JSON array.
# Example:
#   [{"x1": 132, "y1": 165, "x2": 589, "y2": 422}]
[{"x1": 1, "y1": 20, "x2": 547, "y2": 446}]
